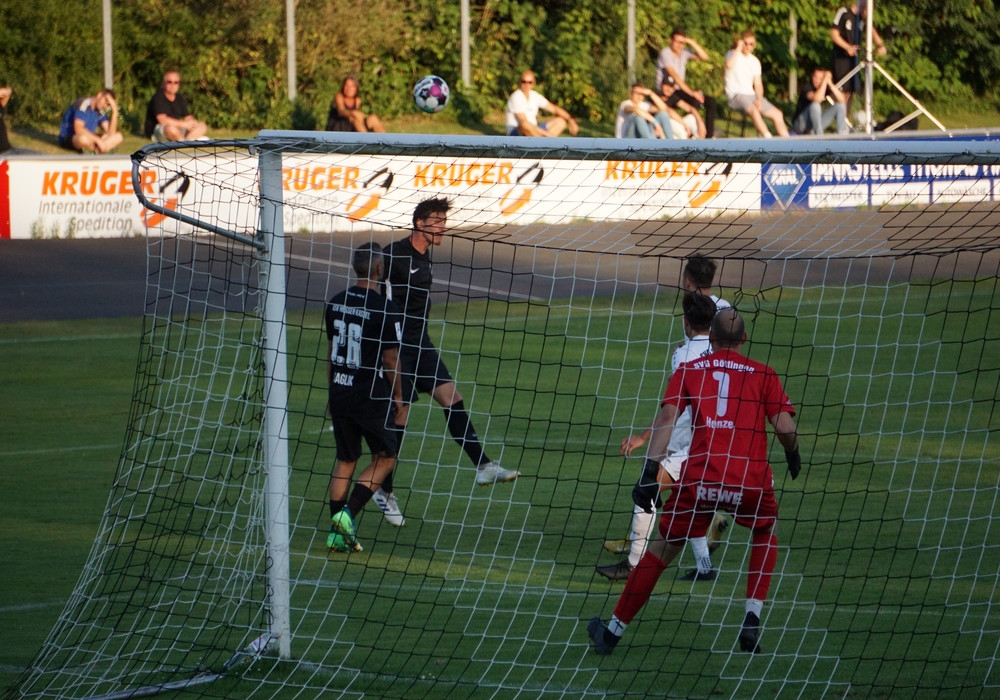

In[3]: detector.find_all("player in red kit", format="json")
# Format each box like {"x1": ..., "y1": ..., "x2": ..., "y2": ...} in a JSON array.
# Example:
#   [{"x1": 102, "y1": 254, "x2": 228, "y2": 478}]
[{"x1": 588, "y1": 307, "x2": 802, "y2": 655}]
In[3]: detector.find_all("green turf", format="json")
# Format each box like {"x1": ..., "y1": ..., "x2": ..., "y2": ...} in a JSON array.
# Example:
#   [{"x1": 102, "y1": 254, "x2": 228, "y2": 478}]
[
  {"x1": 0, "y1": 318, "x2": 141, "y2": 691},
  {"x1": 2, "y1": 277, "x2": 998, "y2": 698}
]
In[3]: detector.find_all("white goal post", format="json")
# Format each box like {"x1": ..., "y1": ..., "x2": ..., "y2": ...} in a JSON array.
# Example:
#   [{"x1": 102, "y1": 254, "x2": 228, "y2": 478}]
[{"x1": 6, "y1": 130, "x2": 999, "y2": 699}]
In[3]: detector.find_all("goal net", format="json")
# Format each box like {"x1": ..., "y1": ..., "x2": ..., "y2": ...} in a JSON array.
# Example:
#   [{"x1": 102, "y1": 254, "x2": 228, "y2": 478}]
[{"x1": 6, "y1": 132, "x2": 999, "y2": 699}]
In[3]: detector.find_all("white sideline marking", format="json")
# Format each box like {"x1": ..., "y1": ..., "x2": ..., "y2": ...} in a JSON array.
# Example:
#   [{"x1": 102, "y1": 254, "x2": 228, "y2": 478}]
[
  {"x1": 0, "y1": 600, "x2": 66, "y2": 614},
  {"x1": 0, "y1": 333, "x2": 136, "y2": 345},
  {"x1": 0, "y1": 443, "x2": 120, "y2": 457}
]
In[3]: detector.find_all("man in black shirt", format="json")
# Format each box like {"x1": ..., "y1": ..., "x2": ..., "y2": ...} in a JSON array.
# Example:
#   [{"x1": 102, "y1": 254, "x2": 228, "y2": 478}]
[
  {"x1": 375, "y1": 197, "x2": 519, "y2": 526},
  {"x1": 792, "y1": 68, "x2": 848, "y2": 136},
  {"x1": 830, "y1": 2, "x2": 887, "y2": 113},
  {"x1": 144, "y1": 71, "x2": 209, "y2": 142},
  {"x1": 325, "y1": 243, "x2": 403, "y2": 553}
]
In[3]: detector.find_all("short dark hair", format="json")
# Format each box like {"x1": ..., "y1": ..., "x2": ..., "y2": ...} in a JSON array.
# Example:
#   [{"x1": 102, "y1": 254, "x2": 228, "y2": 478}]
[
  {"x1": 352, "y1": 242, "x2": 383, "y2": 279},
  {"x1": 711, "y1": 307, "x2": 745, "y2": 346},
  {"x1": 412, "y1": 197, "x2": 451, "y2": 229},
  {"x1": 98, "y1": 88, "x2": 116, "y2": 100},
  {"x1": 682, "y1": 292, "x2": 716, "y2": 332},
  {"x1": 684, "y1": 255, "x2": 718, "y2": 289}
]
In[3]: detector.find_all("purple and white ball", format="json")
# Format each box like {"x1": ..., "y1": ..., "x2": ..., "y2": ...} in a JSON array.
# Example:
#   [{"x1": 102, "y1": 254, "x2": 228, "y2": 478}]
[{"x1": 413, "y1": 75, "x2": 450, "y2": 114}]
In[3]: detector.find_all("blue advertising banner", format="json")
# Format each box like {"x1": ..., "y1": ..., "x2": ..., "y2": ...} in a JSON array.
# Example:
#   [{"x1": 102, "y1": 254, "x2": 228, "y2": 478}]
[{"x1": 763, "y1": 162, "x2": 999, "y2": 210}]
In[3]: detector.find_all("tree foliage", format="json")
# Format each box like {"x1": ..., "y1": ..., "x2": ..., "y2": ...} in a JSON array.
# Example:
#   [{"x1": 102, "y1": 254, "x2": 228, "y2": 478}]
[{"x1": 0, "y1": 0, "x2": 997, "y2": 131}]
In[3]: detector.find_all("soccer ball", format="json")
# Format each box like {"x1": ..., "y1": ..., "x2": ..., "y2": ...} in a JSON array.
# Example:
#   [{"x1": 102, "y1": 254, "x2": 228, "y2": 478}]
[{"x1": 413, "y1": 75, "x2": 450, "y2": 114}]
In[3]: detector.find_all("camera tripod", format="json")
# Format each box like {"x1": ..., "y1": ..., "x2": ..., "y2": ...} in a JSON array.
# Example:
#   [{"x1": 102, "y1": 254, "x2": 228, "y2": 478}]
[{"x1": 834, "y1": 0, "x2": 945, "y2": 133}]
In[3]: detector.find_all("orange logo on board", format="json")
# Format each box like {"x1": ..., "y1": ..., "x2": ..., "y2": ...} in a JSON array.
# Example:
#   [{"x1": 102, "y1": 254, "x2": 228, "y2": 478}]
[
  {"x1": 142, "y1": 172, "x2": 190, "y2": 228},
  {"x1": 604, "y1": 160, "x2": 733, "y2": 208},
  {"x1": 687, "y1": 163, "x2": 733, "y2": 208},
  {"x1": 498, "y1": 163, "x2": 544, "y2": 216},
  {"x1": 345, "y1": 168, "x2": 394, "y2": 222}
]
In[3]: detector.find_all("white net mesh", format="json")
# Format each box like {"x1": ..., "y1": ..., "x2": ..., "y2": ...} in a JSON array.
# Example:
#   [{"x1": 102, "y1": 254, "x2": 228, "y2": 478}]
[{"x1": 7, "y1": 133, "x2": 999, "y2": 698}]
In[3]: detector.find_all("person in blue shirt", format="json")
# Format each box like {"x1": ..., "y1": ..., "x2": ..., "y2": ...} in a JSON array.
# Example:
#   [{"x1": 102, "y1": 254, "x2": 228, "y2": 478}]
[{"x1": 58, "y1": 89, "x2": 123, "y2": 154}]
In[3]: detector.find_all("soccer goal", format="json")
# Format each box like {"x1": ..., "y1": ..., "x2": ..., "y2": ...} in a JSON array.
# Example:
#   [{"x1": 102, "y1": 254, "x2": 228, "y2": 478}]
[{"x1": 6, "y1": 131, "x2": 999, "y2": 699}]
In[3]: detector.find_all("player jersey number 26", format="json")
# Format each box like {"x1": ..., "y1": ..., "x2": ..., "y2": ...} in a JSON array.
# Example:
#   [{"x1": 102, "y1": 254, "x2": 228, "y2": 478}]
[{"x1": 330, "y1": 320, "x2": 362, "y2": 368}]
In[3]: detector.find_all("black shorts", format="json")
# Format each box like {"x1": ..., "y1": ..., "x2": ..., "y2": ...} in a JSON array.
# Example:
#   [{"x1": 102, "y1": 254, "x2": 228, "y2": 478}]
[
  {"x1": 329, "y1": 396, "x2": 398, "y2": 462},
  {"x1": 398, "y1": 332, "x2": 453, "y2": 404},
  {"x1": 833, "y1": 57, "x2": 860, "y2": 93},
  {"x1": 58, "y1": 135, "x2": 81, "y2": 152}
]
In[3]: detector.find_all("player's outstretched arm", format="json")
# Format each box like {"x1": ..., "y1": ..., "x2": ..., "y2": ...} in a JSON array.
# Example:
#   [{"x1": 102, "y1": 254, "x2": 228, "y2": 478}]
[
  {"x1": 620, "y1": 430, "x2": 651, "y2": 456},
  {"x1": 645, "y1": 403, "x2": 679, "y2": 465}
]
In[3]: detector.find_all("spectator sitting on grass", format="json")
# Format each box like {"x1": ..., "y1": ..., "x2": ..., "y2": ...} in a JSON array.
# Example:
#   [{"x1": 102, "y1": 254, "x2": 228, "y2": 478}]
[
  {"x1": 57, "y1": 88, "x2": 123, "y2": 154},
  {"x1": 144, "y1": 71, "x2": 209, "y2": 142},
  {"x1": 0, "y1": 85, "x2": 12, "y2": 154},
  {"x1": 326, "y1": 76, "x2": 385, "y2": 133}
]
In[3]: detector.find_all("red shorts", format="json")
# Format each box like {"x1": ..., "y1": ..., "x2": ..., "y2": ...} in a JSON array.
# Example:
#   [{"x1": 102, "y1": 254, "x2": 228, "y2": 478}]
[{"x1": 658, "y1": 474, "x2": 778, "y2": 544}]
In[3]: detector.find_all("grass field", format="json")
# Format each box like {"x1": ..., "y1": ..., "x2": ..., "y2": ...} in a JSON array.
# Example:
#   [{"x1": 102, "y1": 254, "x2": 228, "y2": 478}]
[
  {"x1": 3, "y1": 271, "x2": 998, "y2": 698},
  {"x1": 0, "y1": 318, "x2": 142, "y2": 691}
]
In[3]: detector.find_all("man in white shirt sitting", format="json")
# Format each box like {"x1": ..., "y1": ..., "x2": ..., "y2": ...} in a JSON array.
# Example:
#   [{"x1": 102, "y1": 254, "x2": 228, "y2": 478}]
[
  {"x1": 724, "y1": 30, "x2": 788, "y2": 137},
  {"x1": 505, "y1": 70, "x2": 579, "y2": 137}
]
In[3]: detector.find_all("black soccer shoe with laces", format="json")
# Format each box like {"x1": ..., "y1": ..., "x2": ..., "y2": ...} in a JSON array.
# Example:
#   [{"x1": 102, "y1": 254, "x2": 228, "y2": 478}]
[
  {"x1": 678, "y1": 567, "x2": 718, "y2": 582},
  {"x1": 738, "y1": 611, "x2": 763, "y2": 654},
  {"x1": 595, "y1": 559, "x2": 634, "y2": 581},
  {"x1": 587, "y1": 617, "x2": 620, "y2": 655}
]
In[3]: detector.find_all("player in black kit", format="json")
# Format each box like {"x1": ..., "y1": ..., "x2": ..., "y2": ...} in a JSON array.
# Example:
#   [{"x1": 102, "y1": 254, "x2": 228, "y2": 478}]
[
  {"x1": 373, "y1": 197, "x2": 519, "y2": 527},
  {"x1": 325, "y1": 243, "x2": 404, "y2": 553}
]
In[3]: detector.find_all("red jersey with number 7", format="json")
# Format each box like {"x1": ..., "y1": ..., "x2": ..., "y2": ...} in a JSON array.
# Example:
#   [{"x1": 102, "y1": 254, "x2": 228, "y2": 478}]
[{"x1": 662, "y1": 348, "x2": 795, "y2": 487}]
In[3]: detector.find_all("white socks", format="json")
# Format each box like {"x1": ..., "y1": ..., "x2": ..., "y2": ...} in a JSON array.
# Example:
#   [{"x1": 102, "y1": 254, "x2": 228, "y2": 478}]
[
  {"x1": 690, "y1": 536, "x2": 713, "y2": 574},
  {"x1": 628, "y1": 509, "x2": 717, "y2": 573},
  {"x1": 628, "y1": 505, "x2": 656, "y2": 567}
]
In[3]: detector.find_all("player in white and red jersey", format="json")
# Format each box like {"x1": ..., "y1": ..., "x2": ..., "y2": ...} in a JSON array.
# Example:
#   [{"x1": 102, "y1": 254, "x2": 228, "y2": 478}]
[
  {"x1": 588, "y1": 307, "x2": 802, "y2": 656},
  {"x1": 598, "y1": 256, "x2": 731, "y2": 581},
  {"x1": 597, "y1": 292, "x2": 724, "y2": 582}
]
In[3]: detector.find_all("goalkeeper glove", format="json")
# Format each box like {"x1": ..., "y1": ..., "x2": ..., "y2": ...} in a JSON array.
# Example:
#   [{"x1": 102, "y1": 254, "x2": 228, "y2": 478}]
[
  {"x1": 631, "y1": 458, "x2": 661, "y2": 513},
  {"x1": 786, "y1": 448, "x2": 802, "y2": 480}
]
